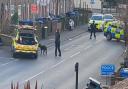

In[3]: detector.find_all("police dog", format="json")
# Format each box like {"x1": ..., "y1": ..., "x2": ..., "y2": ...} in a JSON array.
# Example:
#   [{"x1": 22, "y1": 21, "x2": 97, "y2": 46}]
[{"x1": 38, "y1": 44, "x2": 47, "y2": 55}]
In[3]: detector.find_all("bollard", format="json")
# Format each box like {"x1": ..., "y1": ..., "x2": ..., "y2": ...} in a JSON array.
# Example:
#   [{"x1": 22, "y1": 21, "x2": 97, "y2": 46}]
[{"x1": 75, "y1": 62, "x2": 79, "y2": 89}]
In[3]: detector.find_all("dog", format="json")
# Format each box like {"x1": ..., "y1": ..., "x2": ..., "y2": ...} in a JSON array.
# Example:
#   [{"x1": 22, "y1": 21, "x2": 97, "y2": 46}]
[{"x1": 38, "y1": 44, "x2": 47, "y2": 55}]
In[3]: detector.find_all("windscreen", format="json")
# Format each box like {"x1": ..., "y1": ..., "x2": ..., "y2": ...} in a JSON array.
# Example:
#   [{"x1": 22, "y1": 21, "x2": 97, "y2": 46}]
[
  {"x1": 19, "y1": 28, "x2": 35, "y2": 34},
  {"x1": 104, "y1": 15, "x2": 113, "y2": 19},
  {"x1": 17, "y1": 33, "x2": 36, "y2": 45},
  {"x1": 91, "y1": 16, "x2": 103, "y2": 20}
]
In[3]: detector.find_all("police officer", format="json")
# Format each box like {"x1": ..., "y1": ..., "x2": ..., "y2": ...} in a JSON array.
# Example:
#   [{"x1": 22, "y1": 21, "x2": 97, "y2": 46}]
[
  {"x1": 55, "y1": 29, "x2": 61, "y2": 57},
  {"x1": 90, "y1": 21, "x2": 96, "y2": 39}
]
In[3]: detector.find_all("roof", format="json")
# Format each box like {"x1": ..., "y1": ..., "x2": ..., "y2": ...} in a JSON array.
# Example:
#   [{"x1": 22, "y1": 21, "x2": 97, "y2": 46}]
[
  {"x1": 104, "y1": 14, "x2": 113, "y2": 16},
  {"x1": 19, "y1": 20, "x2": 33, "y2": 26},
  {"x1": 18, "y1": 25, "x2": 35, "y2": 30},
  {"x1": 109, "y1": 79, "x2": 128, "y2": 89},
  {"x1": 89, "y1": 77, "x2": 101, "y2": 85},
  {"x1": 92, "y1": 13, "x2": 103, "y2": 15}
]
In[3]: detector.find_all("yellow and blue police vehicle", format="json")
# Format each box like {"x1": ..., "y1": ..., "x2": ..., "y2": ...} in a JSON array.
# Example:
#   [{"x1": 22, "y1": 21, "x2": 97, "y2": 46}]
[
  {"x1": 11, "y1": 25, "x2": 39, "y2": 58},
  {"x1": 104, "y1": 14, "x2": 116, "y2": 22},
  {"x1": 104, "y1": 22, "x2": 124, "y2": 41},
  {"x1": 88, "y1": 14, "x2": 104, "y2": 31}
]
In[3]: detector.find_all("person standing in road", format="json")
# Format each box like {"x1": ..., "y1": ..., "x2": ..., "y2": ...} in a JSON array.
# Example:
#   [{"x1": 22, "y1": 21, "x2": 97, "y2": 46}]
[
  {"x1": 55, "y1": 29, "x2": 61, "y2": 57},
  {"x1": 90, "y1": 21, "x2": 96, "y2": 39}
]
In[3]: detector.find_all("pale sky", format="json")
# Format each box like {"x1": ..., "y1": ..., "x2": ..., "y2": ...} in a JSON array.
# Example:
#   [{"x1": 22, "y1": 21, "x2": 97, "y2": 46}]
[{"x1": 74, "y1": 0, "x2": 101, "y2": 9}]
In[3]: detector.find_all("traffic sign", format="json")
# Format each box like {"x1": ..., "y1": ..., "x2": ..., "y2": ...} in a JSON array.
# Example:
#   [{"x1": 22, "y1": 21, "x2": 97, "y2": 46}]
[
  {"x1": 31, "y1": 4, "x2": 38, "y2": 14},
  {"x1": 101, "y1": 64, "x2": 115, "y2": 76}
]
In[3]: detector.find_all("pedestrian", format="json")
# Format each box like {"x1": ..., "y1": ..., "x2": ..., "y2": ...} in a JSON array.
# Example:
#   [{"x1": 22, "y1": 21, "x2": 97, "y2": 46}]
[
  {"x1": 55, "y1": 29, "x2": 61, "y2": 57},
  {"x1": 69, "y1": 19, "x2": 74, "y2": 31},
  {"x1": 90, "y1": 21, "x2": 96, "y2": 39}
]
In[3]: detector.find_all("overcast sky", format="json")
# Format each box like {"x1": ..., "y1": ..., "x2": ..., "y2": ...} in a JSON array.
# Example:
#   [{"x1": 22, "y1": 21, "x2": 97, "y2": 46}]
[{"x1": 74, "y1": 0, "x2": 101, "y2": 9}]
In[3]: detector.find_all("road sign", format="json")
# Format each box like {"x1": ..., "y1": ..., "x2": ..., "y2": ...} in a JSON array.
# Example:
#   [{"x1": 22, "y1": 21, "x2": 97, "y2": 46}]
[
  {"x1": 90, "y1": 0, "x2": 95, "y2": 4},
  {"x1": 101, "y1": 64, "x2": 115, "y2": 76},
  {"x1": 31, "y1": 4, "x2": 38, "y2": 14}
]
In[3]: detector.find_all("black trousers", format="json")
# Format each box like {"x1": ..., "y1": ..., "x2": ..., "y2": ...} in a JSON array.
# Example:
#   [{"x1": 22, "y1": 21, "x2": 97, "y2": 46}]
[
  {"x1": 90, "y1": 31, "x2": 96, "y2": 39},
  {"x1": 55, "y1": 42, "x2": 61, "y2": 56},
  {"x1": 69, "y1": 26, "x2": 72, "y2": 31}
]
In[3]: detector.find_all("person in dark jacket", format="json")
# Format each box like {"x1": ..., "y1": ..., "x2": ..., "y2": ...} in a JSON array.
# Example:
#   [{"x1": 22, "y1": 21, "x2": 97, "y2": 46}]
[
  {"x1": 90, "y1": 21, "x2": 96, "y2": 39},
  {"x1": 55, "y1": 29, "x2": 61, "y2": 57}
]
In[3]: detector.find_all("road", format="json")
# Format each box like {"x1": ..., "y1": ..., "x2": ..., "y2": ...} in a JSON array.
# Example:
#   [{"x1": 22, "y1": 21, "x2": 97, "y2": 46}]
[{"x1": 0, "y1": 30, "x2": 124, "y2": 89}]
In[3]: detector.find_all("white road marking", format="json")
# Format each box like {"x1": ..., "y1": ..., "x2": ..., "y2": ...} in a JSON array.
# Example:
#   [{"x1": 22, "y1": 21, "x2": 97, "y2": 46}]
[
  {"x1": 1, "y1": 59, "x2": 18, "y2": 66},
  {"x1": 69, "y1": 39, "x2": 72, "y2": 40},
  {"x1": 0, "y1": 57, "x2": 15, "y2": 60},
  {"x1": 25, "y1": 59, "x2": 66, "y2": 82},
  {"x1": 70, "y1": 52, "x2": 80, "y2": 58},
  {"x1": 84, "y1": 45, "x2": 92, "y2": 50},
  {"x1": 0, "y1": 57, "x2": 19, "y2": 67}
]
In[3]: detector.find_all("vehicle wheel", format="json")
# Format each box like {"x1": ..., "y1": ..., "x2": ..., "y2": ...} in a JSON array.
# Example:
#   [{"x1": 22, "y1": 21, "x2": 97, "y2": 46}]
[
  {"x1": 106, "y1": 33, "x2": 112, "y2": 41},
  {"x1": 12, "y1": 52, "x2": 17, "y2": 58},
  {"x1": 33, "y1": 54, "x2": 38, "y2": 59}
]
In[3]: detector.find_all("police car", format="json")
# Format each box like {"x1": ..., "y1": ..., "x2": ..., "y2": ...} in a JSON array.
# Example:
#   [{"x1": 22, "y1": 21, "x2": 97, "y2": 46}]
[
  {"x1": 86, "y1": 77, "x2": 102, "y2": 89},
  {"x1": 104, "y1": 22, "x2": 124, "y2": 41},
  {"x1": 104, "y1": 14, "x2": 118, "y2": 27},
  {"x1": 11, "y1": 25, "x2": 39, "y2": 58},
  {"x1": 88, "y1": 14, "x2": 104, "y2": 31},
  {"x1": 104, "y1": 14, "x2": 116, "y2": 22}
]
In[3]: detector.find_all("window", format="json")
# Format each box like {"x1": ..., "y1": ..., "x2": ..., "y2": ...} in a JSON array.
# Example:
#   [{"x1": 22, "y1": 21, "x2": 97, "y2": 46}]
[
  {"x1": 17, "y1": 33, "x2": 36, "y2": 45},
  {"x1": 104, "y1": 15, "x2": 113, "y2": 19}
]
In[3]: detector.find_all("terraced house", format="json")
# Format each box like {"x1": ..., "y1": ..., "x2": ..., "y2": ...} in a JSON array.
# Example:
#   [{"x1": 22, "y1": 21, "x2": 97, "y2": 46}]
[
  {"x1": 0, "y1": 0, "x2": 74, "y2": 20},
  {"x1": 0, "y1": 0, "x2": 74, "y2": 32}
]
